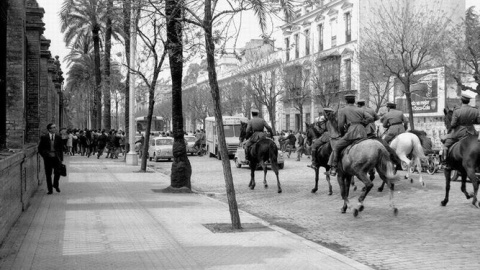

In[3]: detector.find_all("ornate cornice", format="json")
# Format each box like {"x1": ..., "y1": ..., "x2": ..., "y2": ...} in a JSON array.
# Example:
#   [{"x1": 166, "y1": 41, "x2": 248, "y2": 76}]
[
  {"x1": 327, "y1": 8, "x2": 338, "y2": 17},
  {"x1": 341, "y1": 2, "x2": 354, "y2": 10}
]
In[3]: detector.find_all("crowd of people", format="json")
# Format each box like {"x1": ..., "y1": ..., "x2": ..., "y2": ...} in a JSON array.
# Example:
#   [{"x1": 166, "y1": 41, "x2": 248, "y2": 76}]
[{"x1": 57, "y1": 128, "x2": 127, "y2": 159}]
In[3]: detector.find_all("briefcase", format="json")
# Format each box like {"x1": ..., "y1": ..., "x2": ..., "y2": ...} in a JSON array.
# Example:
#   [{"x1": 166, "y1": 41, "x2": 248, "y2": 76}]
[{"x1": 59, "y1": 163, "x2": 67, "y2": 177}]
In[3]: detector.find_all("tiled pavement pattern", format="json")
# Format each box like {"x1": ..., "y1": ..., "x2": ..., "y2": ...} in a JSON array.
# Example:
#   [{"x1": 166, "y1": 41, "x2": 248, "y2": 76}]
[
  {"x1": 0, "y1": 156, "x2": 372, "y2": 270},
  {"x1": 186, "y1": 157, "x2": 480, "y2": 270}
]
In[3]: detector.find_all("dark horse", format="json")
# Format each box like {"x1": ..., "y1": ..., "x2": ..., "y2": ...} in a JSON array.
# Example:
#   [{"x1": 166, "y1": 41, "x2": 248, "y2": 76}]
[
  {"x1": 327, "y1": 114, "x2": 400, "y2": 217},
  {"x1": 239, "y1": 122, "x2": 282, "y2": 193},
  {"x1": 305, "y1": 122, "x2": 333, "y2": 195},
  {"x1": 442, "y1": 108, "x2": 480, "y2": 207}
]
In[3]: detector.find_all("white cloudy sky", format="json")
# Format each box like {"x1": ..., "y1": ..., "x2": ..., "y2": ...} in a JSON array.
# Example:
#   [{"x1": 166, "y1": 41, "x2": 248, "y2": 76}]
[{"x1": 38, "y1": 0, "x2": 479, "y2": 78}]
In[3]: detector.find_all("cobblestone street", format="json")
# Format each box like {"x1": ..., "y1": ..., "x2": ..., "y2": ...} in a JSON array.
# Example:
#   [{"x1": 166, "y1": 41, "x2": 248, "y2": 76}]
[{"x1": 176, "y1": 155, "x2": 480, "y2": 270}]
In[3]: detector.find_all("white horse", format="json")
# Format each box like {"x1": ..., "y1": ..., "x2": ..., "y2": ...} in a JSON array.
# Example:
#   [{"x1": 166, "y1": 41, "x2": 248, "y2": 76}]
[{"x1": 390, "y1": 132, "x2": 427, "y2": 187}]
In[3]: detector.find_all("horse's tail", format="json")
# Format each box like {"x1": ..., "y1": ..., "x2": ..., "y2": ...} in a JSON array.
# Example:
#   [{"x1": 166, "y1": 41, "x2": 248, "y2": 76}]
[
  {"x1": 411, "y1": 135, "x2": 427, "y2": 161},
  {"x1": 269, "y1": 140, "x2": 279, "y2": 164},
  {"x1": 377, "y1": 148, "x2": 401, "y2": 184}
]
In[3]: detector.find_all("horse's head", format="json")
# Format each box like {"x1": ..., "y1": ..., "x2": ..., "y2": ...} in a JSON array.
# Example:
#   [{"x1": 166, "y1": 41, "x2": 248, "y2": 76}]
[
  {"x1": 443, "y1": 107, "x2": 453, "y2": 131},
  {"x1": 239, "y1": 121, "x2": 248, "y2": 143},
  {"x1": 305, "y1": 122, "x2": 324, "y2": 145}
]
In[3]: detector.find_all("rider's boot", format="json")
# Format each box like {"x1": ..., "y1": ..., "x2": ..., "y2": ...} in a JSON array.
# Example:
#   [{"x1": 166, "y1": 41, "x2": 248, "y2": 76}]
[{"x1": 441, "y1": 147, "x2": 451, "y2": 170}]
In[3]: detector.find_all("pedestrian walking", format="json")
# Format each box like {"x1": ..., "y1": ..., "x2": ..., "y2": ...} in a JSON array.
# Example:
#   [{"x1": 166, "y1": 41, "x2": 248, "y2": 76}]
[{"x1": 38, "y1": 123, "x2": 64, "y2": 194}]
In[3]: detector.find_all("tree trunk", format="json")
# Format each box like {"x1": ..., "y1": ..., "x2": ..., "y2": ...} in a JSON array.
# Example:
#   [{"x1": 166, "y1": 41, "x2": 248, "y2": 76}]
[
  {"x1": 166, "y1": 0, "x2": 191, "y2": 189},
  {"x1": 123, "y1": 0, "x2": 130, "y2": 152},
  {"x1": 204, "y1": 0, "x2": 241, "y2": 229},
  {"x1": 92, "y1": 25, "x2": 102, "y2": 130},
  {"x1": 404, "y1": 81, "x2": 415, "y2": 130},
  {"x1": 103, "y1": 0, "x2": 113, "y2": 130}
]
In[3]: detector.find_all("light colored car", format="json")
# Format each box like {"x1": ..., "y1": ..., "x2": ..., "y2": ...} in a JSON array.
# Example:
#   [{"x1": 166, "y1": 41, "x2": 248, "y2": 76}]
[
  {"x1": 185, "y1": 135, "x2": 197, "y2": 155},
  {"x1": 148, "y1": 137, "x2": 174, "y2": 162}
]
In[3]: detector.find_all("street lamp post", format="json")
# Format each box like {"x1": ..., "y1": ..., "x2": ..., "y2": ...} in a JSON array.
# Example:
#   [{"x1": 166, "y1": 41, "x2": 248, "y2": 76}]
[{"x1": 126, "y1": 2, "x2": 138, "y2": 165}]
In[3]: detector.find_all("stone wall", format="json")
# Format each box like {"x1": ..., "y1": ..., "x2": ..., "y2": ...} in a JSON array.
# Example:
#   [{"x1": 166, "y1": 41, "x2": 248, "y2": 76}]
[
  {"x1": 0, "y1": 144, "x2": 44, "y2": 243},
  {"x1": 1, "y1": 0, "x2": 63, "y2": 245}
]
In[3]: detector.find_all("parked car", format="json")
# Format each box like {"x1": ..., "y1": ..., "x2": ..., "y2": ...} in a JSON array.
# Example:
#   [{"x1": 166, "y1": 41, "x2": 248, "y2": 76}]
[
  {"x1": 148, "y1": 137, "x2": 174, "y2": 162},
  {"x1": 185, "y1": 135, "x2": 197, "y2": 155}
]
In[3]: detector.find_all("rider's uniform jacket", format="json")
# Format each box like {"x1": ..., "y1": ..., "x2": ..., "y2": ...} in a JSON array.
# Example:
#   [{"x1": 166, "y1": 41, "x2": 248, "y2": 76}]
[
  {"x1": 381, "y1": 109, "x2": 407, "y2": 136},
  {"x1": 337, "y1": 104, "x2": 373, "y2": 140},
  {"x1": 326, "y1": 115, "x2": 342, "y2": 140},
  {"x1": 246, "y1": 117, "x2": 273, "y2": 143},
  {"x1": 362, "y1": 106, "x2": 379, "y2": 136},
  {"x1": 449, "y1": 104, "x2": 480, "y2": 139}
]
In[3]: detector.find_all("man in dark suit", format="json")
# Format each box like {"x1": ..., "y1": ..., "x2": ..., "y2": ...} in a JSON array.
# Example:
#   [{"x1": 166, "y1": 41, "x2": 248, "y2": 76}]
[{"x1": 38, "y1": 123, "x2": 64, "y2": 194}]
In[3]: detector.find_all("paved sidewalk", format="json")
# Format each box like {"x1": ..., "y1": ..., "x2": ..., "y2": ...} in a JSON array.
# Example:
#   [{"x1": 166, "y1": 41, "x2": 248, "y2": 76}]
[{"x1": 0, "y1": 155, "x2": 372, "y2": 270}]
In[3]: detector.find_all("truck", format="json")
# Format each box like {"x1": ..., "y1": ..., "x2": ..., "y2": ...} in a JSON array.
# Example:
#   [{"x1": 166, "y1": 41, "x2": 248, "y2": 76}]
[{"x1": 205, "y1": 115, "x2": 248, "y2": 159}]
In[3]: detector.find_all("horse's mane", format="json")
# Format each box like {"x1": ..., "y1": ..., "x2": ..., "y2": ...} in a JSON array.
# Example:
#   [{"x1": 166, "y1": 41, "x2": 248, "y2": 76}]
[{"x1": 408, "y1": 129, "x2": 426, "y2": 146}]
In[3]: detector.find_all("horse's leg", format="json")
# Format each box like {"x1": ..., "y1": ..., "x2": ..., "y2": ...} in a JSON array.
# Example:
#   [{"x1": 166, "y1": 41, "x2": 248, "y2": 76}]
[
  {"x1": 389, "y1": 183, "x2": 398, "y2": 216},
  {"x1": 458, "y1": 169, "x2": 472, "y2": 199},
  {"x1": 414, "y1": 157, "x2": 425, "y2": 187},
  {"x1": 337, "y1": 174, "x2": 349, "y2": 213},
  {"x1": 326, "y1": 168, "x2": 333, "y2": 195},
  {"x1": 271, "y1": 160, "x2": 282, "y2": 193},
  {"x1": 399, "y1": 155, "x2": 413, "y2": 182},
  {"x1": 249, "y1": 164, "x2": 256, "y2": 190},
  {"x1": 351, "y1": 177, "x2": 357, "y2": 191},
  {"x1": 261, "y1": 161, "x2": 268, "y2": 189},
  {"x1": 441, "y1": 168, "x2": 452, "y2": 206},
  {"x1": 465, "y1": 167, "x2": 480, "y2": 208},
  {"x1": 353, "y1": 172, "x2": 374, "y2": 217},
  {"x1": 312, "y1": 167, "x2": 319, "y2": 193}
]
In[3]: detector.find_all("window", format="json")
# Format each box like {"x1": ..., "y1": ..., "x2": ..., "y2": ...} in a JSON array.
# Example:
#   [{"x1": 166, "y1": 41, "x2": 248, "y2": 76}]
[
  {"x1": 294, "y1": 33, "x2": 300, "y2": 59},
  {"x1": 330, "y1": 19, "x2": 337, "y2": 47},
  {"x1": 318, "y1": 24, "x2": 323, "y2": 51},
  {"x1": 304, "y1": 29, "x2": 310, "y2": 56},
  {"x1": 345, "y1": 59, "x2": 352, "y2": 90},
  {"x1": 286, "y1": 114, "x2": 290, "y2": 131},
  {"x1": 285, "y1": 37, "x2": 290, "y2": 61},
  {"x1": 345, "y1": 12, "x2": 351, "y2": 42},
  {"x1": 320, "y1": 56, "x2": 341, "y2": 94}
]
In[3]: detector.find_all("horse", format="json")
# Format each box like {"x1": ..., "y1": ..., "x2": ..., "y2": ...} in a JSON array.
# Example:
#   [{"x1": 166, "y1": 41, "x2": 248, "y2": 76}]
[
  {"x1": 324, "y1": 115, "x2": 400, "y2": 216},
  {"x1": 239, "y1": 122, "x2": 282, "y2": 193},
  {"x1": 305, "y1": 122, "x2": 333, "y2": 195},
  {"x1": 441, "y1": 108, "x2": 480, "y2": 208},
  {"x1": 377, "y1": 131, "x2": 427, "y2": 192}
]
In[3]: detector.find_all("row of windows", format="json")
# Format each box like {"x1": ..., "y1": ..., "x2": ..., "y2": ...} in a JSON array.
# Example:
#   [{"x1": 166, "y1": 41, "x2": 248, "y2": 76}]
[{"x1": 285, "y1": 12, "x2": 351, "y2": 61}]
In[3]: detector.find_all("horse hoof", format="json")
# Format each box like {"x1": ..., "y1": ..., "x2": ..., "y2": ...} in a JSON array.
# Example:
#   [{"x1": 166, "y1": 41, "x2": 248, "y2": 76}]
[
  {"x1": 358, "y1": 205, "x2": 364, "y2": 212},
  {"x1": 264, "y1": 185, "x2": 268, "y2": 189},
  {"x1": 341, "y1": 207, "x2": 347, "y2": 214},
  {"x1": 393, "y1": 208, "x2": 399, "y2": 216},
  {"x1": 250, "y1": 186, "x2": 255, "y2": 190},
  {"x1": 311, "y1": 189, "x2": 317, "y2": 193},
  {"x1": 353, "y1": 209, "x2": 359, "y2": 217},
  {"x1": 440, "y1": 200, "x2": 448, "y2": 207},
  {"x1": 377, "y1": 187, "x2": 383, "y2": 192},
  {"x1": 410, "y1": 178, "x2": 413, "y2": 183},
  {"x1": 328, "y1": 191, "x2": 333, "y2": 196},
  {"x1": 278, "y1": 190, "x2": 282, "y2": 194}
]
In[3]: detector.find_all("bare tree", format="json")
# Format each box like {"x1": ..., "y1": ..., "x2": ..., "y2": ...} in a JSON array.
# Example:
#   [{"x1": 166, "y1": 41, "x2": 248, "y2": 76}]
[
  {"x1": 132, "y1": 1, "x2": 168, "y2": 172},
  {"x1": 447, "y1": 6, "x2": 480, "y2": 104},
  {"x1": 362, "y1": 0, "x2": 451, "y2": 129},
  {"x1": 182, "y1": 0, "x2": 294, "y2": 229}
]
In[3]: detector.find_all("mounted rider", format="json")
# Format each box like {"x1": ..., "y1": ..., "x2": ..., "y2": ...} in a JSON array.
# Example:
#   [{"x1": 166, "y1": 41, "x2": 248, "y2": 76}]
[
  {"x1": 307, "y1": 109, "x2": 330, "y2": 170},
  {"x1": 244, "y1": 108, "x2": 274, "y2": 161},
  {"x1": 381, "y1": 102, "x2": 408, "y2": 145},
  {"x1": 330, "y1": 94, "x2": 374, "y2": 176},
  {"x1": 357, "y1": 99, "x2": 379, "y2": 138},
  {"x1": 442, "y1": 93, "x2": 480, "y2": 169}
]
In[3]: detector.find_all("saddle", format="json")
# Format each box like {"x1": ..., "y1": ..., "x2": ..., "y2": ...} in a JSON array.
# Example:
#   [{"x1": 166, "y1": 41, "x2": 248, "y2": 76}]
[
  {"x1": 447, "y1": 136, "x2": 470, "y2": 156},
  {"x1": 341, "y1": 138, "x2": 369, "y2": 156}
]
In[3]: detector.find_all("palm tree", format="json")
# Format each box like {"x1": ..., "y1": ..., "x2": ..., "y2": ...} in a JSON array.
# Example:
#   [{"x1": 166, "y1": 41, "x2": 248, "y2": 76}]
[{"x1": 61, "y1": 0, "x2": 107, "y2": 129}]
